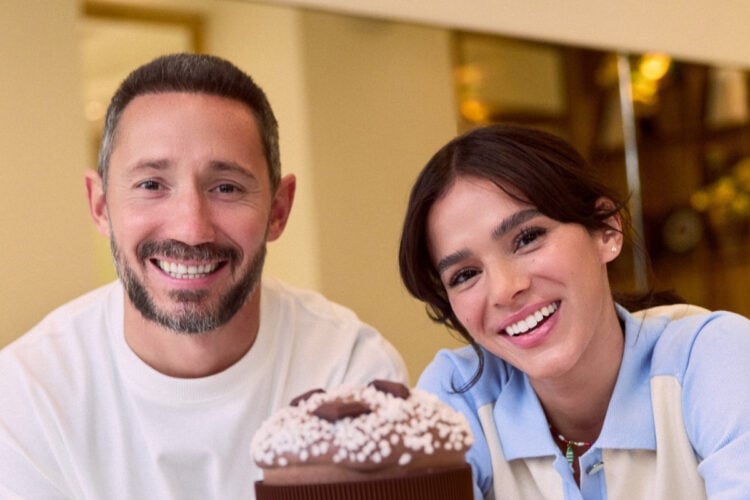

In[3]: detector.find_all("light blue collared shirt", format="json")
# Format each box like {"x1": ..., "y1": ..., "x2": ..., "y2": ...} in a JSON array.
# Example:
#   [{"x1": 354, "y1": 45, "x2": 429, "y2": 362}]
[{"x1": 418, "y1": 305, "x2": 750, "y2": 499}]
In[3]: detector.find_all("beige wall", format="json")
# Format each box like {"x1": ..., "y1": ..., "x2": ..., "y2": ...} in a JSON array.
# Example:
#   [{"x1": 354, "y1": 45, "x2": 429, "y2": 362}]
[
  {"x1": 1, "y1": 0, "x2": 97, "y2": 341},
  {"x1": 300, "y1": 11, "x2": 463, "y2": 379}
]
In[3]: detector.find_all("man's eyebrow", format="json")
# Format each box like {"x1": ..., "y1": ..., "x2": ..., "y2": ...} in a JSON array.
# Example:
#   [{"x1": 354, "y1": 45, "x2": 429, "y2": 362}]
[
  {"x1": 128, "y1": 159, "x2": 258, "y2": 182},
  {"x1": 130, "y1": 159, "x2": 171, "y2": 172},
  {"x1": 208, "y1": 160, "x2": 257, "y2": 181},
  {"x1": 492, "y1": 208, "x2": 542, "y2": 239}
]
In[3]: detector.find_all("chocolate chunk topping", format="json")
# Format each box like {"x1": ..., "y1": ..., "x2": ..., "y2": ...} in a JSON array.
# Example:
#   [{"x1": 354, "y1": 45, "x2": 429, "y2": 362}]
[
  {"x1": 312, "y1": 398, "x2": 372, "y2": 422},
  {"x1": 370, "y1": 379, "x2": 411, "y2": 399},
  {"x1": 290, "y1": 388, "x2": 325, "y2": 407}
]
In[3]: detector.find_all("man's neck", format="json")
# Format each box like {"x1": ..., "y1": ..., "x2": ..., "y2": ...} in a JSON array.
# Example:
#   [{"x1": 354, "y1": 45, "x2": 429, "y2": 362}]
[{"x1": 122, "y1": 290, "x2": 261, "y2": 378}]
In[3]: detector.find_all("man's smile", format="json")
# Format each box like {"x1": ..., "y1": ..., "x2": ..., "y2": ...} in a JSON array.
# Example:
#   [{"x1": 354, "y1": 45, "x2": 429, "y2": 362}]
[{"x1": 154, "y1": 259, "x2": 224, "y2": 280}]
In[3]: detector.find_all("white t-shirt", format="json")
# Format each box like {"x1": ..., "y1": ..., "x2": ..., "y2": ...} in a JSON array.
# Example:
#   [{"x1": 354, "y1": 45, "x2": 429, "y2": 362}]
[{"x1": 0, "y1": 277, "x2": 408, "y2": 499}]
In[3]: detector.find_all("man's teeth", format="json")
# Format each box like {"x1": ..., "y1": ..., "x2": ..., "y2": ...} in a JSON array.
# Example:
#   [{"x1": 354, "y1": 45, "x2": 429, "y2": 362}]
[
  {"x1": 157, "y1": 260, "x2": 219, "y2": 279},
  {"x1": 505, "y1": 302, "x2": 559, "y2": 336}
]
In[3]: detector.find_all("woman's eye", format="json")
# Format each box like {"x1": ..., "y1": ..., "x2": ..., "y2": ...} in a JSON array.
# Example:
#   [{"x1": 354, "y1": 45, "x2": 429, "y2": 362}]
[
  {"x1": 515, "y1": 227, "x2": 546, "y2": 251},
  {"x1": 447, "y1": 268, "x2": 479, "y2": 288}
]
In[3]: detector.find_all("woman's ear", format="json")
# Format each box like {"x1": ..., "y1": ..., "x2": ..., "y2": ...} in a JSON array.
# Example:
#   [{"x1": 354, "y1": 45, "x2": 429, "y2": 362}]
[
  {"x1": 85, "y1": 170, "x2": 111, "y2": 238},
  {"x1": 596, "y1": 197, "x2": 623, "y2": 263}
]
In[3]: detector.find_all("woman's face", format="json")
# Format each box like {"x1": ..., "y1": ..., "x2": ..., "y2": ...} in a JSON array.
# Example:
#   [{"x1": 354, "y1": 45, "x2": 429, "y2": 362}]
[{"x1": 426, "y1": 175, "x2": 622, "y2": 382}]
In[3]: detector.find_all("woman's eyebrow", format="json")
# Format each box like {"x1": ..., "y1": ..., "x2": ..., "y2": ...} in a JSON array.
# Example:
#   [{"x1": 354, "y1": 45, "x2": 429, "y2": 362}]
[
  {"x1": 436, "y1": 249, "x2": 471, "y2": 274},
  {"x1": 492, "y1": 208, "x2": 541, "y2": 239}
]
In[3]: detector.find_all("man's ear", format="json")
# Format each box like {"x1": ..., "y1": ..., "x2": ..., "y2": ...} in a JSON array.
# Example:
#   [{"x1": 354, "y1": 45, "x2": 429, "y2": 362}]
[
  {"x1": 85, "y1": 170, "x2": 111, "y2": 238},
  {"x1": 596, "y1": 197, "x2": 623, "y2": 263},
  {"x1": 267, "y1": 174, "x2": 296, "y2": 242}
]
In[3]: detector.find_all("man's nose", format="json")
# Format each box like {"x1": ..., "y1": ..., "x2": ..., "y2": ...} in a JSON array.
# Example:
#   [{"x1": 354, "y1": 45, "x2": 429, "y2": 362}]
[{"x1": 169, "y1": 188, "x2": 216, "y2": 246}]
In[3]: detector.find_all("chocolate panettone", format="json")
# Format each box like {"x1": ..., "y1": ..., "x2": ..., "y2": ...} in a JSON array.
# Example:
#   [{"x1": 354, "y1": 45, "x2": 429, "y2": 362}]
[{"x1": 251, "y1": 380, "x2": 474, "y2": 499}]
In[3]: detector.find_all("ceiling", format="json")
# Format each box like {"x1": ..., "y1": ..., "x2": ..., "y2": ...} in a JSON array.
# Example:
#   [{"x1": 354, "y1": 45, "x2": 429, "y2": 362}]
[{"x1": 256, "y1": 0, "x2": 750, "y2": 68}]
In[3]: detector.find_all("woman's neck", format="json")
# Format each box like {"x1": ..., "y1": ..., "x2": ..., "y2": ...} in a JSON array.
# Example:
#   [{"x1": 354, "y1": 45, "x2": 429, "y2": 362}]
[{"x1": 531, "y1": 316, "x2": 625, "y2": 442}]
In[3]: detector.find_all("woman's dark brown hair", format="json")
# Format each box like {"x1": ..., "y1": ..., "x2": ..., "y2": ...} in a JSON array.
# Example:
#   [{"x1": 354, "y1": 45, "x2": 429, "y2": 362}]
[{"x1": 398, "y1": 124, "x2": 631, "y2": 389}]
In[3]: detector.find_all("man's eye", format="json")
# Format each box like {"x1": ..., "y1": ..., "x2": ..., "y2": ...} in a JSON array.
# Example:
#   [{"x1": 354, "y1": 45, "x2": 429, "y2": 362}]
[
  {"x1": 137, "y1": 180, "x2": 161, "y2": 190},
  {"x1": 214, "y1": 184, "x2": 241, "y2": 194}
]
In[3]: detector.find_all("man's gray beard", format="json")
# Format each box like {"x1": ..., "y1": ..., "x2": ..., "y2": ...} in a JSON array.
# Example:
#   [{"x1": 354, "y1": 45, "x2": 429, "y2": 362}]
[{"x1": 110, "y1": 237, "x2": 266, "y2": 334}]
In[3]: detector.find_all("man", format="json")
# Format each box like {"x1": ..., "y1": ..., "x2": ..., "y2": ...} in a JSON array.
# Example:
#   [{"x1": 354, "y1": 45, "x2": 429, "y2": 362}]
[{"x1": 0, "y1": 53, "x2": 407, "y2": 498}]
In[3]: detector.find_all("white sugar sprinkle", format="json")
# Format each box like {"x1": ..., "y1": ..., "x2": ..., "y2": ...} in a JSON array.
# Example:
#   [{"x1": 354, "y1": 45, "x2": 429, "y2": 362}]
[{"x1": 250, "y1": 385, "x2": 473, "y2": 470}]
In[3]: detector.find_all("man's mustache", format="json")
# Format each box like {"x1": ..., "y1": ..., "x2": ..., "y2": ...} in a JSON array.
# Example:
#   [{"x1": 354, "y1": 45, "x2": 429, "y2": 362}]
[{"x1": 137, "y1": 240, "x2": 238, "y2": 262}]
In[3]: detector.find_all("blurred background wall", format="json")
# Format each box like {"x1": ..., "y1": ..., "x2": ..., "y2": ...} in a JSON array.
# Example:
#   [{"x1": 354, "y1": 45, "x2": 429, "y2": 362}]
[{"x1": 2, "y1": 0, "x2": 749, "y2": 381}]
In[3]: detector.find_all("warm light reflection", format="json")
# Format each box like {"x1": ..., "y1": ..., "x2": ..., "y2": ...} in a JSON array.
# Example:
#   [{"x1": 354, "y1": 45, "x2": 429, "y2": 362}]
[
  {"x1": 631, "y1": 74, "x2": 659, "y2": 104},
  {"x1": 692, "y1": 157, "x2": 750, "y2": 228},
  {"x1": 631, "y1": 53, "x2": 671, "y2": 105},
  {"x1": 455, "y1": 63, "x2": 489, "y2": 123},
  {"x1": 638, "y1": 53, "x2": 671, "y2": 81},
  {"x1": 595, "y1": 53, "x2": 672, "y2": 107},
  {"x1": 460, "y1": 98, "x2": 490, "y2": 123},
  {"x1": 454, "y1": 64, "x2": 484, "y2": 86}
]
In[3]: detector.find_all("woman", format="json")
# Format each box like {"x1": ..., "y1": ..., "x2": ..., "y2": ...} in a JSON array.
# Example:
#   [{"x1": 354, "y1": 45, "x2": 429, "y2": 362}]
[{"x1": 399, "y1": 124, "x2": 750, "y2": 499}]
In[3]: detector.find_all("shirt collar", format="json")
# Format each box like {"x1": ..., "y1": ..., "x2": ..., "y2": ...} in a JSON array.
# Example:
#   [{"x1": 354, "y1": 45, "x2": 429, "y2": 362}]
[
  {"x1": 597, "y1": 304, "x2": 662, "y2": 451},
  {"x1": 493, "y1": 368, "x2": 557, "y2": 460}
]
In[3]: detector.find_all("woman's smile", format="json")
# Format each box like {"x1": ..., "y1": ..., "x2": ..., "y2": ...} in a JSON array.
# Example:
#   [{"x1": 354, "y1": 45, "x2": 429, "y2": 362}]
[{"x1": 502, "y1": 301, "x2": 559, "y2": 336}]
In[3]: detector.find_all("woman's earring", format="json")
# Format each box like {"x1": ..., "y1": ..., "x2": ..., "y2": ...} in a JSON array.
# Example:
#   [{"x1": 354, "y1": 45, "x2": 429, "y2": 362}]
[{"x1": 611, "y1": 246, "x2": 618, "y2": 253}]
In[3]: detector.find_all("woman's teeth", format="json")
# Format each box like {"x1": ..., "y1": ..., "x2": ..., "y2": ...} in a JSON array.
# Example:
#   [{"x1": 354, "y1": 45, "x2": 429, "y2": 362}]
[
  {"x1": 505, "y1": 302, "x2": 559, "y2": 336},
  {"x1": 157, "y1": 260, "x2": 219, "y2": 279}
]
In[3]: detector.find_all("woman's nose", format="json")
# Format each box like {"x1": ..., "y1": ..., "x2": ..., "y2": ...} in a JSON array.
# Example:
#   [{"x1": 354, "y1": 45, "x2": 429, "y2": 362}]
[{"x1": 487, "y1": 260, "x2": 530, "y2": 307}]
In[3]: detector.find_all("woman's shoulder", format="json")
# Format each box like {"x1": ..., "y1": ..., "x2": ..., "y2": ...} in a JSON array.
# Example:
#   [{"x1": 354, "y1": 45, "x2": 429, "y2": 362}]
[{"x1": 647, "y1": 307, "x2": 750, "y2": 379}]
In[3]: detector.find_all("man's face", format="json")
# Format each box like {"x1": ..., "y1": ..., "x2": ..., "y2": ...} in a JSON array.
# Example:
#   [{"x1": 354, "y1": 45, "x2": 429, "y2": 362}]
[{"x1": 95, "y1": 92, "x2": 282, "y2": 333}]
